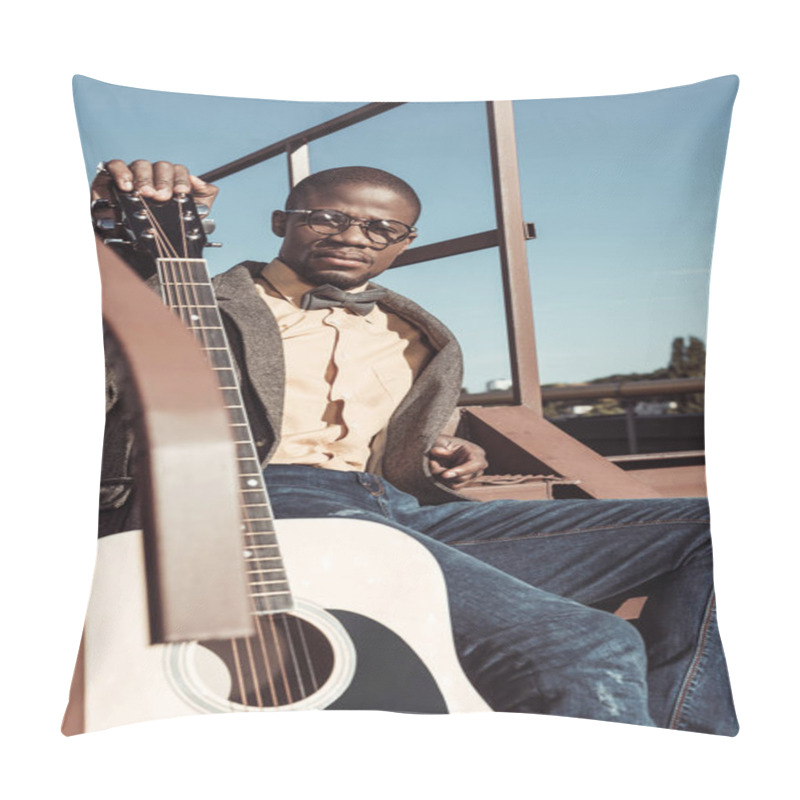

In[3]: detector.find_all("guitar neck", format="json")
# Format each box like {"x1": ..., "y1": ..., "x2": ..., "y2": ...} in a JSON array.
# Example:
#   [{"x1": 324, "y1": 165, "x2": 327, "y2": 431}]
[{"x1": 156, "y1": 257, "x2": 293, "y2": 614}]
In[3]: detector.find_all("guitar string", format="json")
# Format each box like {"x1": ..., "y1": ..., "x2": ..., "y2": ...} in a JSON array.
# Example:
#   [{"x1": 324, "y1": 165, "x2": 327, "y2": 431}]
[
  {"x1": 141, "y1": 195, "x2": 321, "y2": 707},
  {"x1": 140, "y1": 203, "x2": 260, "y2": 703},
  {"x1": 169, "y1": 208, "x2": 266, "y2": 707},
  {"x1": 138, "y1": 197, "x2": 321, "y2": 707},
  {"x1": 281, "y1": 613, "x2": 309, "y2": 697},
  {"x1": 173, "y1": 253, "x2": 281, "y2": 709},
  {"x1": 138, "y1": 198, "x2": 254, "y2": 705},
  {"x1": 179, "y1": 205, "x2": 321, "y2": 704}
]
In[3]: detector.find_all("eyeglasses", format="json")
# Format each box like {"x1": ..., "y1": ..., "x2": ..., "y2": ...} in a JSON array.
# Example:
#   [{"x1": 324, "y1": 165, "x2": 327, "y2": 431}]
[{"x1": 284, "y1": 209, "x2": 416, "y2": 246}]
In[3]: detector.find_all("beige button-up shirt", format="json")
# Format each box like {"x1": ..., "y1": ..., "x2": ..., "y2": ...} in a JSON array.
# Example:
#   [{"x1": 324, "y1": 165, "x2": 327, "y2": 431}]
[{"x1": 254, "y1": 259, "x2": 433, "y2": 472}]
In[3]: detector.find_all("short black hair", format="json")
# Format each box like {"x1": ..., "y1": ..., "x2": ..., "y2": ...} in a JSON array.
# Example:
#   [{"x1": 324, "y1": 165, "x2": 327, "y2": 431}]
[{"x1": 286, "y1": 166, "x2": 421, "y2": 223}]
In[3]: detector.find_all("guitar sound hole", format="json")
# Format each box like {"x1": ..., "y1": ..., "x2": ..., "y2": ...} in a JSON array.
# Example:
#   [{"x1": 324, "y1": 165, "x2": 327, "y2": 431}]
[{"x1": 198, "y1": 613, "x2": 335, "y2": 708}]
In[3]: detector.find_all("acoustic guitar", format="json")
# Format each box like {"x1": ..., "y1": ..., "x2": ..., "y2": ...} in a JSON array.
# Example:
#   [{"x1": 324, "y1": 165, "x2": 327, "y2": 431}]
[{"x1": 63, "y1": 187, "x2": 488, "y2": 734}]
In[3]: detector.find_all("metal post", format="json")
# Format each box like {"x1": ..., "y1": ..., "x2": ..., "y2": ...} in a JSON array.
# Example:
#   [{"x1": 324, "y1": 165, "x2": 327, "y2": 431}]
[
  {"x1": 624, "y1": 402, "x2": 639, "y2": 454},
  {"x1": 287, "y1": 142, "x2": 311, "y2": 187},
  {"x1": 486, "y1": 101, "x2": 542, "y2": 413}
]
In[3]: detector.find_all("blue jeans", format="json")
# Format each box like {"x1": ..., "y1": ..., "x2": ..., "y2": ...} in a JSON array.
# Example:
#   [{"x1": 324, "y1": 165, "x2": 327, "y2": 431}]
[{"x1": 265, "y1": 464, "x2": 738, "y2": 735}]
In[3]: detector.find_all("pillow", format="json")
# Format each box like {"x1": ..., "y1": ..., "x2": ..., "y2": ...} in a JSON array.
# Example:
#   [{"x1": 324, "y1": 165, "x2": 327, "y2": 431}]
[{"x1": 64, "y1": 75, "x2": 739, "y2": 736}]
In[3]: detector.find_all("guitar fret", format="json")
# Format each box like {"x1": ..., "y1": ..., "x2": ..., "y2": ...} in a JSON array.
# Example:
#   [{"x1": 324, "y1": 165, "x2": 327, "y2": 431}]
[
  {"x1": 152, "y1": 244, "x2": 294, "y2": 605},
  {"x1": 250, "y1": 579, "x2": 289, "y2": 586},
  {"x1": 242, "y1": 519, "x2": 274, "y2": 529},
  {"x1": 237, "y1": 447, "x2": 261, "y2": 458}
]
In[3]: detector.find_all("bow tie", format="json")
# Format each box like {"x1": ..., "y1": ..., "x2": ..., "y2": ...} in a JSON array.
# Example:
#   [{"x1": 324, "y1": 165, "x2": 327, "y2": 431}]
[{"x1": 300, "y1": 284, "x2": 387, "y2": 316}]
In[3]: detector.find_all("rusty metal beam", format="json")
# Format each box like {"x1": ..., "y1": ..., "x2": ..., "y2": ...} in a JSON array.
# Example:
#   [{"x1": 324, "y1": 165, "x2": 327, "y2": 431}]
[
  {"x1": 463, "y1": 405, "x2": 661, "y2": 499},
  {"x1": 608, "y1": 450, "x2": 705, "y2": 463},
  {"x1": 392, "y1": 229, "x2": 499, "y2": 268},
  {"x1": 541, "y1": 377, "x2": 705, "y2": 402},
  {"x1": 624, "y1": 465, "x2": 707, "y2": 498},
  {"x1": 200, "y1": 102, "x2": 405, "y2": 183},
  {"x1": 461, "y1": 376, "x2": 706, "y2": 406},
  {"x1": 486, "y1": 101, "x2": 542, "y2": 412},
  {"x1": 391, "y1": 225, "x2": 536, "y2": 269}
]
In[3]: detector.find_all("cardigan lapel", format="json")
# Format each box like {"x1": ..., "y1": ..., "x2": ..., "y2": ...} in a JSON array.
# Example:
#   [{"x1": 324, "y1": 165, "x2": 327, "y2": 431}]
[{"x1": 213, "y1": 262, "x2": 285, "y2": 445}]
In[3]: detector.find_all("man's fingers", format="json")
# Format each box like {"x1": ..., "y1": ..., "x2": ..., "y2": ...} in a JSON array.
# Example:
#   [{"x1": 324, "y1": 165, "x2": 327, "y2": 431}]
[
  {"x1": 442, "y1": 464, "x2": 482, "y2": 479},
  {"x1": 104, "y1": 159, "x2": 135, "y2": 190},
  {"x1": 91, "y1": 160, "x2": 220, "y2": 212},
  {"x1": 145, "y1": 160, "x2": 181, "y2": 200},
  {"x1": 428, "y1": 459, "x2": 447, "y2": 476},
  {"x1": 91, "y1": 159, "x2": 131, "y2": 200},
  {"x1": 189, "y1": 174, "x2": 219, "y2": 210},
  {"x1": 429, "y1": 438, "x2": 487, "y2": 484},
  {"x1": 127, "y1": 159, "x2": 158, "y2": 198}
]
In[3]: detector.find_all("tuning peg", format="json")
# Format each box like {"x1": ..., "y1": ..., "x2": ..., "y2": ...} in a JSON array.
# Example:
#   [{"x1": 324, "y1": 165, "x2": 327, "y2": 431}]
[
  {"x1": 91, "y1": 198, "x2": 117, "y2": 213},
  {"x1": 195, "y1": 203, "x2": 210, "y2": 217},
  {"x1": 202, "y1": 217, "x2": 216, "y2": 235},
  {"x1": 204, "y1": 242, "x2": 223, "y2": 248},
  {"x1": 94, "y1": 218, "x2": 120, "y2": 232}
]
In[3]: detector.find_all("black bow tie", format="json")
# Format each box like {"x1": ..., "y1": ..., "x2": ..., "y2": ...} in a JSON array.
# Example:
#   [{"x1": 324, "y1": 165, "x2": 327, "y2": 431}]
[{"x1": 300, "y1": 284, "x2": 387, "y2": 316}]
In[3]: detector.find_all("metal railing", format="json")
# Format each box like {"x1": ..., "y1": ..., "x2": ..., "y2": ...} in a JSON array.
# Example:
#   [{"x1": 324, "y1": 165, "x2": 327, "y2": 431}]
[{"x1": 198, "y1": 101, "x2": 674, "y2": 498}]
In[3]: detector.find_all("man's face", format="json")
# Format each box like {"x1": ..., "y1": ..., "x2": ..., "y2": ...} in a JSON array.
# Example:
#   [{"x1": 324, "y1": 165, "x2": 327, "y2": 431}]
[{"x1": 272, "y1": 183, "x2": 417, "y2": 290}]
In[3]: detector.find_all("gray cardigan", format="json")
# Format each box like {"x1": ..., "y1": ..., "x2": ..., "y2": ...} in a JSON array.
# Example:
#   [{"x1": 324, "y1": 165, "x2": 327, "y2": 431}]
[{"x1": 100, "y1": 261, "x2": 467, "y2": 535}]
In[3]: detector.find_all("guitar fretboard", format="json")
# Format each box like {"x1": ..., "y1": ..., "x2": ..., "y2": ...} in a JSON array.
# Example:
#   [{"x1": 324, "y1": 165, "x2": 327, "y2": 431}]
[{"x1": 157, "y1": 257, "x2": 293, "y2": 614}]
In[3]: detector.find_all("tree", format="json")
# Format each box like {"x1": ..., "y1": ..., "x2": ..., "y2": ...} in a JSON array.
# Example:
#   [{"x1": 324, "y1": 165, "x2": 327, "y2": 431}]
[{"x1": 542, "y1": 336, "x2": 705, "y2": 418}]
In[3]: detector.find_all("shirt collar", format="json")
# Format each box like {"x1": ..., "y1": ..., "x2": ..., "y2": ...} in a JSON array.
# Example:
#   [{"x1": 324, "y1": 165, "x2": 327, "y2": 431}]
[{"x1": 258, "y1": 259, "x2": 375, "y2": 321}]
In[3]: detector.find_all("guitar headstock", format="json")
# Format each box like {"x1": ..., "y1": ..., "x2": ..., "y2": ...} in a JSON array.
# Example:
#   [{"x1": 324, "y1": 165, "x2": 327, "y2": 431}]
[{"x1": 93, "y1": 189, "x2": 216, "y2": 276}]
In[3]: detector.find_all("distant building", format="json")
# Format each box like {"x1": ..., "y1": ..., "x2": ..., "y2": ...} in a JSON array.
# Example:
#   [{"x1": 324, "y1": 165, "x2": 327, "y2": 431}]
[{"x1": 486, "y1": 378, "x2": 513, "y2": 392}]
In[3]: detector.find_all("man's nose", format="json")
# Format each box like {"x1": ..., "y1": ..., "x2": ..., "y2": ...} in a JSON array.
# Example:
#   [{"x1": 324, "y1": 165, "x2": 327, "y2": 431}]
[{"x1": 328, "y1": 221, "x2": 373, "y2": 246}]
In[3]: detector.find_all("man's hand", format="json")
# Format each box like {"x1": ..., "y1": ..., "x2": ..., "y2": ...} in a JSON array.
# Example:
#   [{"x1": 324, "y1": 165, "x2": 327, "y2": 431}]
[
  {"x1": 91, "y1": 159, "x2": 219, "y2": 212},
  {"x1": 428, "y1": 435, "x2": 488, "y2": 490}
]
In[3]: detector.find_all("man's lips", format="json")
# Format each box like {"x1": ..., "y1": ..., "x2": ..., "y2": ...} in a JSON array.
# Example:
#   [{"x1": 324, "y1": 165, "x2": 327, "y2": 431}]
[{"x1": 312, "y1": 250, "x2": 370, "y2": 266}]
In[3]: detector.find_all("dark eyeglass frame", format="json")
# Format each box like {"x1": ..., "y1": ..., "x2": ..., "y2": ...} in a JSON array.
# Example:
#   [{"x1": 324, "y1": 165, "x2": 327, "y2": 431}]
[{"x1": 284, "y1": 208, "x2": 417, "y2": 246}]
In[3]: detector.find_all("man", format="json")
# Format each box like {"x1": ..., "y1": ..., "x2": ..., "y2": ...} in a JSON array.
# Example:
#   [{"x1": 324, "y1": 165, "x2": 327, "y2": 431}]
[{"x1": 93, "y1": 159, "x2": 738, "y2": 734}]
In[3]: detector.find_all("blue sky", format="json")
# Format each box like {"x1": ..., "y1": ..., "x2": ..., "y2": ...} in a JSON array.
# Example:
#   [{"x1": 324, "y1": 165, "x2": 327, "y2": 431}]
[{"x1": 73, "y1": 75, "x2": 737, "y2": 392}]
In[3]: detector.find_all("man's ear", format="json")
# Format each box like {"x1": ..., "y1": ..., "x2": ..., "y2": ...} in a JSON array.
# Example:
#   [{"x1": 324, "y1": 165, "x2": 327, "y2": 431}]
[
  {"x1": 271, "y1": 210, "x2": 287, "y2": 237},
  {"x1": 396, "y1": 230, "x2": 417, "y2": 255}
]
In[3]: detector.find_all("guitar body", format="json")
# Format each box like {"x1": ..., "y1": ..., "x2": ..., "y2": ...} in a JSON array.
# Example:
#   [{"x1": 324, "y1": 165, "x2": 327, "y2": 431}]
[{"x1": 66, "y1": 518, "x2": 489, "y2": 734}]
